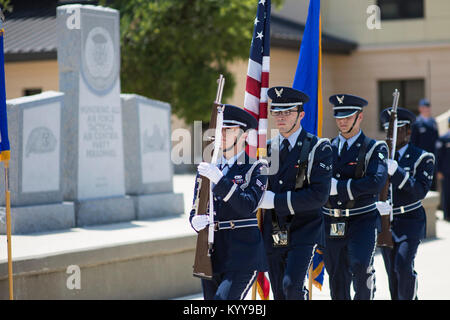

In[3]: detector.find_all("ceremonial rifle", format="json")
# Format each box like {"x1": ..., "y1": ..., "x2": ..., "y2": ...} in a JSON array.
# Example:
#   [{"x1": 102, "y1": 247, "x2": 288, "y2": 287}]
[
  {"x1": 192, "y1": 74, "x2": 225, "y2": 279},
  {"x1": 377, "y1": 89, "x2": 400, "y2": 248}
]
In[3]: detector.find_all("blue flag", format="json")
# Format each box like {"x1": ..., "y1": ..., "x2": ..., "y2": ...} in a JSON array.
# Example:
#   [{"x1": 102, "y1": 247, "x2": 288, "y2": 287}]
[
  {"x1": 292, "y1": 0, "x2": 322, "y2": 136},
  {"x1": 0, "y1": 28, "x2": 10, "y2": 162},
  {"x1": 294, "y1": 0, "x2": 325, "y2": 291},
  {"x1": 311, "y1": 248, "x2": 325, "y2": 290}
]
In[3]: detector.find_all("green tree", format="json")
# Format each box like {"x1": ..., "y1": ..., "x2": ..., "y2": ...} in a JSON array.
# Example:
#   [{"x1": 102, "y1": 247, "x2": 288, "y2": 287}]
[
  {"x1": 101, "y1": 0, "x2": 283, "y2": 124},
  {"x1": 0, "y1": 0, "x2": 13, "y2": 13}
]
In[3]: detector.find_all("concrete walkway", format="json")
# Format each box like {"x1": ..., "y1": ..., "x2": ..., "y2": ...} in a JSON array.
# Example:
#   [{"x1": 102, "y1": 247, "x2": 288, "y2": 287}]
[{"x1": 0, "y1": 174, "x2": 196, "y2": 263}]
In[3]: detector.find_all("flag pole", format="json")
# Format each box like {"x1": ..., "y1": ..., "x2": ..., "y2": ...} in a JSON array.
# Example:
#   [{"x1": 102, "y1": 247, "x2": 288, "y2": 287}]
[
  {"x1": 251, "y1": 207, "x2": 263, "y2": 300},
  {"x1": 308, "y1": 264, "x2": 313, "y2": 300},
  {"x1": 4, "y1": 159, "x2": 13, "y2": 300}
]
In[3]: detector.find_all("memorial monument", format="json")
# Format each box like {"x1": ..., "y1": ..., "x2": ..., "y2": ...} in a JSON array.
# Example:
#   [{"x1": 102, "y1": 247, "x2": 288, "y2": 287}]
[
  {"x1": 0, "y1": 91, "x2": 75, "y2": 234},
  {"x1": 57, "y1": 5, "x2": 134, "y2": 226},
  {"x1": 0, "y1": 4, "x2": 183, "y2": 234},
  {"x1": 121, "y1": 94, "x2": 184, "y2": 219}
]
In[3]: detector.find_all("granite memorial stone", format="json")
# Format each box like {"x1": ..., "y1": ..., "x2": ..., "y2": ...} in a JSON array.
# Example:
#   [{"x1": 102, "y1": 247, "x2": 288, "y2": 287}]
[
  {"x1": 121, "y1": 94, "x2": 184, "y2": 219},
  {"x1": 57, "y1": 4, "x2": 134, "y2": 226},
  {"x1": 0, "y1": 91, "x2": 75, "y2": 234}
]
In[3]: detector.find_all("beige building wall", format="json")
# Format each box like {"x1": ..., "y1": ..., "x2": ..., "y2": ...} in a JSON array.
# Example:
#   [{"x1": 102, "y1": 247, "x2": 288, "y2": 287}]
[
  {"x1": 5, "y1": 60, "x2": 59, "y2": 99},
  {"x1": 226, "y1": 43, "x2": 450, "y2": 141},
  {"x1": 322, "y1": 0, "x2": 450, "y2": 46},
  {"x1": 326, "y1": 44, "x2": 450, "y2": 140}
]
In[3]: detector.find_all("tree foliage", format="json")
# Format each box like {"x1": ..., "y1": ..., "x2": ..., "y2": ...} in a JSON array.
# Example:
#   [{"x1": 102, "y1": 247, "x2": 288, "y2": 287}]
[
  {"x1": 0, "y1": 0, "x2": 13, "y2": 13},
  {"x1": 101, "y1": 0, "x2": 283, "y2": 124}
]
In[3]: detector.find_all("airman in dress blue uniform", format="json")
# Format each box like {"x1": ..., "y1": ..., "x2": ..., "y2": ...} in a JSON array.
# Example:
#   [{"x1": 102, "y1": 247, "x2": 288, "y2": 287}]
[
  {"x1": 436, "y1": 117, "x2": 450, "y2": 221},
  {"x1": 189, "y1": 105, "x2": 269, "y2": 300},
  {"x1": 378, "y1": 107, "x2": 435, "y2": 300},
  {"x1": 258, "y1": 86, "x2": 333, "y2": 300},
  {"x1": 410, "y1": 99, "x2": 439, "y2": 190},
  {"x1": 322, "y1": 94, "x2": 388, "y2": 300}
]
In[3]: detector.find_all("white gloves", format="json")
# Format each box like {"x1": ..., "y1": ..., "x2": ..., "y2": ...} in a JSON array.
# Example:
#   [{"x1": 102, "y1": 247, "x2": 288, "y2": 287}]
[
  {"x1": 330, "y1": 178, "x2": 338, "y2": 196},
  {"x1": 259, "y1": 191, "x2": 275, "y2": 209},
  {"x1": 198, "y1": 162, "x2": 223, "y2": 184},
  {"x1": 191, "y1": 214, "x2": 209, "y2": 232},
  {"x1": 387, "y1": 159, "x2": 398, "y2": 176},
  {"x1": 376, "y1": 201, "x2": 392, "y2": 216}
]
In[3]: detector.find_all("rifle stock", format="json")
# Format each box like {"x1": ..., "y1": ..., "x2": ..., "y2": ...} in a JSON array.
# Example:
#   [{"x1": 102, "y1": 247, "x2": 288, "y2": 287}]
[
  {"x1": 377, "y1": 89, "x2": 399, "y2": 248},
  {"x1": 192, "y1": 75, "x2": 225, "y2": 279}
]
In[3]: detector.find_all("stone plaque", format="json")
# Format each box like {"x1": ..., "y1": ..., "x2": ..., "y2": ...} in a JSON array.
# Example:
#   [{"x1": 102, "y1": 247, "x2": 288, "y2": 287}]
[
  {"x1": 139, "y1": 102, "x2": 171, "y2": 184},
  {"x1": 22, "y1": 102, "x2": 60, "y2": 193},
  {"x1": 121, "y1": 94, "x2": 173, "y2": 195}
]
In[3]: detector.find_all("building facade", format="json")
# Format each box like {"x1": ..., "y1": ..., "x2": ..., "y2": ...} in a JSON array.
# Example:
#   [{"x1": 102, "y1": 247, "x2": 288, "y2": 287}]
[{"x1": 4, "y1": 0, "x2": 450, "y2": 145}]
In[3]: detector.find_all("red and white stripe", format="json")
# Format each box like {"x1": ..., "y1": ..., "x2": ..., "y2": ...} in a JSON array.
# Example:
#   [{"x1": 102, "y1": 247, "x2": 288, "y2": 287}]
[{"x1": 244, "y1": 56, "x2": 270, "y2": 158}]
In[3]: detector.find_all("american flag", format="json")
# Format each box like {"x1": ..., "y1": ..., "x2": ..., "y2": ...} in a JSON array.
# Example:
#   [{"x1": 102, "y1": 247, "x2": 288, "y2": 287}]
[
  {"x1": 244, "y1": 0, "x2": 271, "y2": 159},
  {"x1": 244, "y1": 0, "x2": 271, "y2": 301}
]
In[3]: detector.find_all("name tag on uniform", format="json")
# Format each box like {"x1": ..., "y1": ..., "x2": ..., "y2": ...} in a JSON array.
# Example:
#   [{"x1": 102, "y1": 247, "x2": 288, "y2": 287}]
[{"x1": 330, "y1": 222, "x2": 347, "y2": 238}]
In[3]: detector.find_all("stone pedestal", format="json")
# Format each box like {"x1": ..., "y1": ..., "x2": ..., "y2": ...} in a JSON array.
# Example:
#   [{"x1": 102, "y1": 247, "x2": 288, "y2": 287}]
[
  {"x1": 57, "y1": 5, "x2": 133, "y2": 226},
  {"x1": 132, "y1": 193, "x2": 184, "y2": 220},
  {"x1": 0, "y1": 202, "x2": 75, "y2": 234},
  {"x1": 423, "y1": 191, "x2": 439, "y2": 238},
  {"x1": 121, "y1": 94, "x2": 184, "y2": 219},
  {"x1": 0, "y1": 91, "x2": 75, "y2": 234}
]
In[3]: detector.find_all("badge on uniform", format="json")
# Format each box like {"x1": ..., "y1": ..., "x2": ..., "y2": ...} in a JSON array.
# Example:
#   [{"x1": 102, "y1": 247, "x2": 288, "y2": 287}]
[
  {"x1": 329, "y1": 222, "x2": 347, "y2": 238},
  {"x1": 233, "y1": 175, "x2": 244, "y2": 184},
  {"x1": 272, "y1": 230, "x2": 289, "y2": 247}
]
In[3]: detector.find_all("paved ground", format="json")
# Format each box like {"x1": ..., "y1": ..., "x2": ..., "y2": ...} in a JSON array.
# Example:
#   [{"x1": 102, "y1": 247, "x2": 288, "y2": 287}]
[
  {"x1": 1, "y1": 173, "x2": 448, "y2": 300},
  {"x1": 174, "y1": 174, "x2": 450, "y2": 300}
]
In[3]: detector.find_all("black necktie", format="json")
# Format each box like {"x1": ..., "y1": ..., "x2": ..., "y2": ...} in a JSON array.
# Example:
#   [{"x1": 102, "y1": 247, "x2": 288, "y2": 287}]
[
  {"x1": 394, "y1": 151, "x2": 400, "y2": 161},
  {"x1": 339, "y1": 141, "x2": 348, "y2": 158},
  {"x1": 280, "y1": 139, "x2": 291, "y2": 164}
]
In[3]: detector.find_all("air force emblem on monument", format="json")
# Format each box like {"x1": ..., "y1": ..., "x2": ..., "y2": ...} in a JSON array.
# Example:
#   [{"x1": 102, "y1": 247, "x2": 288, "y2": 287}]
[
  {"x1": 142, "y1": 126, "x2": 169, "y2": 154},
  {"x1": 25, "y1": 127, "x2": 57, "y2": 157},
  {"x1": 82, "y1": 23, "x2": 119, "y2": 94}
]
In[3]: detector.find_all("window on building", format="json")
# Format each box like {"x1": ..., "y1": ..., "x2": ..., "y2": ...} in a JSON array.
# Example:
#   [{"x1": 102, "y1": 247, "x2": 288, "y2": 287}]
[
  {"x1": 377, "y1": 0, "x2": 424, "y2": 20},
  {"x1": 23, "y1": 88, "x2": 42, "y2": 96},
  {"x1": 378, "y1": 79, "x2": 425, "y2": 130}
]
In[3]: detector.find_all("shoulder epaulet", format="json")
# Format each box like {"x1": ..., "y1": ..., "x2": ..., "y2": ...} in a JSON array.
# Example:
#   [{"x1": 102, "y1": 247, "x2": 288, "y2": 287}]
[
  {"x1": 365, "y1": 140, "x2": 388, "y2": 168},
  {"x1": 240, "y1": 159, "x2": 268, "y2": 190},
  {"x1": 413, "y1": 151, "x2": 435, "y2": 176}
]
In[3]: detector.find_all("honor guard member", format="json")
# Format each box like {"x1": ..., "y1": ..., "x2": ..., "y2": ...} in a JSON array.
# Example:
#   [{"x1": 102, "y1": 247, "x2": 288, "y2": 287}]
[
  {"x1": 436, "y1": 117, "x2": 450, "y2": 221},
  {"x1": 189, "y1": 105, "x2": 269, "y2": 300},
  {"x1": 410, "y1": 99, "x2": 439, "y2": 190},
  {"x1": 378, "y1": 107, "x2": 435, "y2": 300},
  {"x1": 258, "y1": 86, "x2": 333, "y2": 300},
  {"x1": 322, "y1": 94, "x2": 388, "y2": 300}
]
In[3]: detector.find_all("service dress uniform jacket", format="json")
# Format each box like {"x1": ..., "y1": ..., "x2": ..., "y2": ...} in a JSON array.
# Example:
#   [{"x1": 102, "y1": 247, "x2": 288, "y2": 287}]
[
  {"x1": 262, "y1": 128, "x2": 333, "y2": 300},
  {"x1": 436, "y1": 131, "x2": 450, "y2": 221},
  {"x1": 380, "y1": 143, "x2": 434, "y2": 300},
  {"x1": 322, "y1": 131, "x2": 388, "y2": 300},
  {"x1": 411, "y1": 116, "x2": 439, "y2": 155},
  {"x1": 411, "y1": 115, "x2": 439, "y2": 190},
  {"x1": 189, "y1": 153, "x2": 268, "y2": 300}
]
